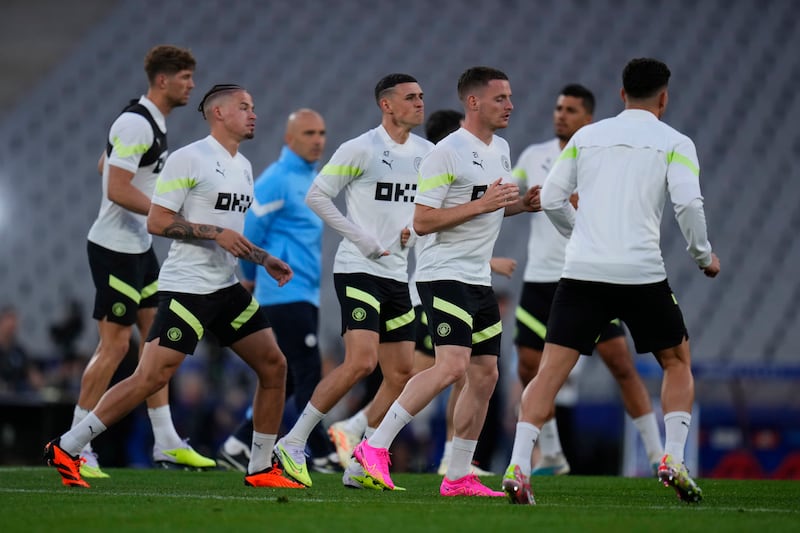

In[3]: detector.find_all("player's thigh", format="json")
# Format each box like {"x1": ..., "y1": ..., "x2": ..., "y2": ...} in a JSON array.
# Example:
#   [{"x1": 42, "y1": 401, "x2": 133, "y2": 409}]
[
  {"x1": 618, "y1": 280, "x2": 688, "y2": 354},
  {"x1": 515, "y1": 282, "x2": 557, "y2": 351},
  {"x1": 545, "y1": 278, "x2": 616, "y2": 355}
]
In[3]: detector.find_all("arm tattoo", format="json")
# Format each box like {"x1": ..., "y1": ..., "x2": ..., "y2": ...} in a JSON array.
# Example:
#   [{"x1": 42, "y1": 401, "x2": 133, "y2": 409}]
[
  {"x1": 242, "y1": 247, "x2": 270, "y2": 265},
  {"x1": 162, "y1": 216, "x2": 223, "y2": 240}
]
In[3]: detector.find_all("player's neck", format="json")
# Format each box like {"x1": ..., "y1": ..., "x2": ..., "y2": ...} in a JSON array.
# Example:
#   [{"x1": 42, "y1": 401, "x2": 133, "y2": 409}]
[
  {"x1": 146, "y1": 90, "x2": 175, "y2": 117},
  {"x1": 210, "y1": 131, "x2": 241, "y2": 157},
  {"x1": 462, "y1": 118, "x2": 494, "y2": 145},
  {"x1": 381, "y1": 118, "x2": 412, "y2": 144}
]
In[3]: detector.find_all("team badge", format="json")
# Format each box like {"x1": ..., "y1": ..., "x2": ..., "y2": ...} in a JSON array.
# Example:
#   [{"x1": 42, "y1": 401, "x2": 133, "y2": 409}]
[
  {"x1": 413, "y1": 157, "x2": 422, "y2": 172},
  {"x1": 111, "y1": 302, "x2": 126, "y2": 317},
  {"x1": 167, "y1": 327, "x2": 183, "y2": 342},
  {"x1": 436, "y1": 323, "x2": 452, "y2": 337},
  {"x1": 501, "y1": 155, "x2": 511, "y2": 171},
  {"x1": 352, "y1": 307, "x2": 367, "y2": 322}
]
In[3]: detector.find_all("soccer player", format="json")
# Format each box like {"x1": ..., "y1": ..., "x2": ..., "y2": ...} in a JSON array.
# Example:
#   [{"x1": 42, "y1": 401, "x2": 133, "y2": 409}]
[
  {"x1": 78, "y1": 45, "x2": 214, "y2": 477},
  {"x1": 502, "y1": 58, "x2": 719, "y2": 505},
  {"x1": 218, "y1": 108, "x2": 339, "y2": 473},
  {"x1": 328, "y1": 109, "x2": 517, "y2": 477},
  {"x1": 512, "y1": 84, "x2": 663, "y2": 476},
  {"x1": 271, "y1": 73, "x2": 432, "y2": 488},
  {"x1": 353, "y1": 66, "x2": 539, "y2": 496},
  {"x1": 44, "y1": 84, "x2": 304, "y2": 489}
]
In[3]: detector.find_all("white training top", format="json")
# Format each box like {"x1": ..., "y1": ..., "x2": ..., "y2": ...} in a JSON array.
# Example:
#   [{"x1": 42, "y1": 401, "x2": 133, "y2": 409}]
[
  {"x1": 151, "y1": 135, "x2": 254, "y2": 294},
  {"x1": 512, "y1": 138, "x2": 568, "y2": 282},
  {"x1": 313, "y1": 125, "x2": 433, "y2": 282},
  {"x1": 407, "y1": 234, "x2": 432, "y2": 306},
  {"x1": 88, "y1": 96, "x2": 166, "y2": 253},
  {"x1": 415, "y1": 128, "x2": 513, "y2": 286},
  {"x1": 541, "y1": 109, "x2": 713, "y2": 284}
]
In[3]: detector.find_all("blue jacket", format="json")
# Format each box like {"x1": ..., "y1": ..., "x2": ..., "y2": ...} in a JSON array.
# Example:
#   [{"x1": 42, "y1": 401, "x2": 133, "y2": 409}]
[{"x1": 242, "y1": 146, "x2": 323, "y2": 306}]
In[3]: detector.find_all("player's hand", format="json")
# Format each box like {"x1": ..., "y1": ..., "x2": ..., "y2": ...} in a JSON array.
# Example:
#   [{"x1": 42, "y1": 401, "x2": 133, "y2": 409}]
[
  {"x1": 481, "y1": 178, "x2": 520, "y2": 213},
  {"x1": 265, "y1": 256, "x2": 293, "y2": 286},
  {"x1": 400, "y1": 227, "x2": 411, "y2": 249},
  {"x1": 353, "y1": 234, "x2": 390, "y2": 259},
  {"x1": 490, "y1": 257, "x2": 517, "y2": 277},
  {"x1": 522, "y1": 185, "x2": 542, "y2": 212},
  {"x1": 215, "y1": 228, "x2": 254, "y2": 258},
  {"x1": 701, "y1": 253, "x2": 720, "y2": 278},
  {"x1": 569, "y1": 192, "x2": 579, "y2": 209}
]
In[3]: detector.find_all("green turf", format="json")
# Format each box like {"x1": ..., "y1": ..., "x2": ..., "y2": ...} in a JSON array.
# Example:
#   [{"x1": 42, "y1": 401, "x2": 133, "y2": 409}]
[{"x1": 1, "y1": 467, "x2": 797, "y2": 532}]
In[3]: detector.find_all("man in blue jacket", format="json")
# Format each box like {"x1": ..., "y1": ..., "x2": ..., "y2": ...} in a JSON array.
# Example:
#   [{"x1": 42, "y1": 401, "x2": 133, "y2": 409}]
[{"x1": 218, "y1": 108, "x2": 339, "y2": 472}]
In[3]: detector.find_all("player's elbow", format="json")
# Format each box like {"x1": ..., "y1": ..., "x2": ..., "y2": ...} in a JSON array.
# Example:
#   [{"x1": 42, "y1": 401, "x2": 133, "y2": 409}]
[
  {"x1": 413, "y1": 220, "x2": 431, "y2": 236},
  {"x1": 540, "y1": 184, "x2": 565, "y2": 212},
  {"x1": 146, "y1": 216, "x2": 160, "y2": 236}
]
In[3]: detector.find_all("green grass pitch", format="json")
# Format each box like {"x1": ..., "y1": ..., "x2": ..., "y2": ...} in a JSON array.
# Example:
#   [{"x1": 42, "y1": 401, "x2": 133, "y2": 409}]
[{"x1": 1, "y1": 467, "x2": 798, "y2": 532}]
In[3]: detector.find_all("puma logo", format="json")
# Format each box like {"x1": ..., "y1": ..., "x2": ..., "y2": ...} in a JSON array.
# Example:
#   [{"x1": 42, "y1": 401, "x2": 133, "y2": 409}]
[
  {"x1": 382, "y1": 159, "x2": 393, "y2": 170},
  {"x1": 472, "y1": 160, "x2": 484, "y2": 169}
]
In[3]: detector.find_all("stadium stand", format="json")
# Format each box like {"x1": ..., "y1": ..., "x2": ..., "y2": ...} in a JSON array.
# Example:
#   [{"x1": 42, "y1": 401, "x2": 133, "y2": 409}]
[{"x1": 0, "y1": 0, "x2": 798, "y2": 473}]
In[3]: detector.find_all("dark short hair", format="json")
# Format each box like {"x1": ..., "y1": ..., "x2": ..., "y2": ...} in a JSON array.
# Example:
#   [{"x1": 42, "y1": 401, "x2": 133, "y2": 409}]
[
  {"x1": 144, "y1": 45, "x2": 196, "y2": 84},
  {"x1": 457, "y1": 66, "x2": 509, "y2": 101},
  {"x1": 622, "y1": 58, "x2": 671, "y2": 99},
  {"x1": 197, "y1": 84, "x2": 245, "y2": 119},
  {"x1": 560, "y1": 83, "x2": 595, "y2": 114},
  {"x1": 425, "y1": 109, "x2": 463, "y2": 143},
  {"x1": 374, "y1": 73, "x2": 418, "y2": 104}
]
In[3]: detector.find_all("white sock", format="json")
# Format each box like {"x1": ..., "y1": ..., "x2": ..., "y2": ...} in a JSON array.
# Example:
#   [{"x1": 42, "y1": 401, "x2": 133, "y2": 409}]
[
  {"x1": 364, "y1": 426, "x2": 375, "y2": 439},
  {"x1": 60, "y1": 413, "x2": 107, "y2": 456},
  {"x1": 248, "y1": 431, "x2": 276, "y2": 474},
  {"x1": 538, "y1": 418, "x2": 563, "y2": 457},
  {"x1": 148, "y1": 405, "x2": 183, "y2": 450},
  {"x1": 368, "y1": 401, "x2": 413, "y2": 449},
  {"x1": 284, "y1": 403, "x2": 325, "y2": 447},
  {"x1": 223, "y1": 435, "x2": 249, "y2": 455},
  {"x1": 344, "y1": 409, "x2": 368, "y2": 436},
  {"x1": 441, "y1": 440, "x2": 453, "y2": 464},
  {"x1": 446, "y1": 437, "x2": 477, "y2": 480},
  {"x1": 71, "y1": 405, "x2": 93, "y2": 455},
  {"x1": 71, "y1": 405, "x2": 89, "y2": 428},
  {"x1": 632, "y1": 412, "x2": 664, "y2": 463},
  {"x1": 509, "y1": 422, "x2": 540, "y2": 474},
  {"x1": 663, "y1": 411, "x2": 691, "y2": 463}
]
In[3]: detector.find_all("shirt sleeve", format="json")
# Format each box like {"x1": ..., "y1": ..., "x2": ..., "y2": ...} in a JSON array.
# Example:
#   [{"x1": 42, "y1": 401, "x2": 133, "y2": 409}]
[
  {"x1": 541, "y1": 140, "x2": 578, "y2": 236},
  {"x1": 106, "y1": 113, "x2": 154, "y2": 173},
  {"x1": 666, "y1": 137, "x2": 703, "y2": 206},
  {"x1": 416, "y1": 147, "x2": 456, "y2": 208},
  {"x1": 151, "y1": 149, "x2": 195, "y2": 212},
  {"x1": 666, "y1": 137, "x2": 713, "y2": 267},
  {"x1": 312, "y1": 140, "x2": 367, "y2": 197},
  {"x1": 510, "y1": 146, "x2": 530, "y2": 189}
]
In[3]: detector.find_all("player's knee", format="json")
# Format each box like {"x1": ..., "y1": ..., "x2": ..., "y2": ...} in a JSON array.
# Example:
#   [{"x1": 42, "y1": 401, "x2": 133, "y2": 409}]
[
  {"x1": 98, "y1": 335, "x2": 132, "y2": 363},
  {"x1": 342, "y1": 348, "x2": 378, "y2": 378},
  {"x1": 249, "y1": 347, "x2": 287, "y2": 383},
  {"x1": 471, "y1": 364, "x2": 499, "y2": 391}
]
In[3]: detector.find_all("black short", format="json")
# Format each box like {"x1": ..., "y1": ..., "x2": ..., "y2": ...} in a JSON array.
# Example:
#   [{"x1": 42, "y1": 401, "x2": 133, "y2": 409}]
[
  {"x1": 416, "y1": 280, "x2": 502, "y2": 357},
  {"x1": 545, "y1": 278, "x2": 688, "y2": 355},
  {"x1": 515, "y1": 281, "x2": 625, "y2": 351},
  {"x1": 87, "y1": 241, "x2": 160, "y2": 325},
  {"x1": 333, "y1": 273, "x2": 415, "y2": 343},
  {"x1": 413, "y1": 305, "x2": 434, "y2": 357},
  {"x1": 261, "y1": 301, "x2": 319, "y2": 359},
  {"x1": 146, "y1": 284, "x2": 271, "y2": 354}
]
